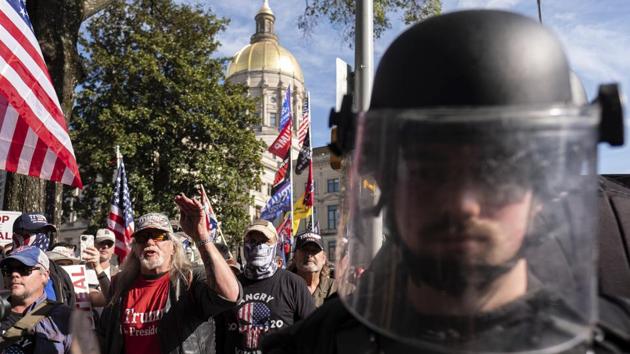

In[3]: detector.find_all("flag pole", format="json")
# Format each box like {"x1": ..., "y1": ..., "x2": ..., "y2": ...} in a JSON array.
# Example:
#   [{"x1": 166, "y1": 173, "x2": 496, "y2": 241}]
[
  {"x1": 197, "y1": 184, "x2": 232, "y2": 258},
  {"x1": 288, "y1": 84, "x2": 295, "y2": 237},
  {"x1": 307, "y1": 92, "x2": 315, "y2": 232},
  {"x1": 116, "y1": 145, "x2": 122, "y2": 167}
]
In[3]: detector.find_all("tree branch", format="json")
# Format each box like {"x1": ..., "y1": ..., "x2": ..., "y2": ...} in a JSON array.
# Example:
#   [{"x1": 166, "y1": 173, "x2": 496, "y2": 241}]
[{"x1": 82, "y1": 0, "x2": 115, "y2": 20}]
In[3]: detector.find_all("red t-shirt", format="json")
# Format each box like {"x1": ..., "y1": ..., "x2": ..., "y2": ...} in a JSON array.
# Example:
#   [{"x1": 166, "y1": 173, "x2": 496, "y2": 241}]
[{"x1": 121, "y1": 272, "x2": 170, "y2": 354}]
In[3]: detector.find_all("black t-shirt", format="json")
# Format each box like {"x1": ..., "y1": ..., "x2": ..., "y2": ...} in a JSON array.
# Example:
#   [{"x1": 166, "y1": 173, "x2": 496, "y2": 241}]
[{"x1": 216, "y1": 269, "x2": 316, "y2": 354}]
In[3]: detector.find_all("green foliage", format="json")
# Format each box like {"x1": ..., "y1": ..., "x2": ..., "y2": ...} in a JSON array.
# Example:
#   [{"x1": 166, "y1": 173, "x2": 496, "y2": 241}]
[
  {"x1": 299, "y1": 0, "x2": 441, "y2": 43},
  {"x1": 71, "y1": 0, "x2": 263, "y2": 246}
]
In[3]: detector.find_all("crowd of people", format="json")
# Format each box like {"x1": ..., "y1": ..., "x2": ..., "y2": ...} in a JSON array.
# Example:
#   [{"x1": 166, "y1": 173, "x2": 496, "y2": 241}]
[
  {"x1": 1, "y1": 8, "x2": 630, "y2": 354},
  {"x1": 0, "y1": 195, "x2": 336, "y2": 354}
]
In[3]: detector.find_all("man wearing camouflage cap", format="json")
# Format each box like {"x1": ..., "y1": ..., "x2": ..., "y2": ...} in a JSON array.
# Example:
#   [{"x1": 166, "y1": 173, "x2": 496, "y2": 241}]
[{"x1": 98, "y1": 194, "x2": 241, "y2": 354}]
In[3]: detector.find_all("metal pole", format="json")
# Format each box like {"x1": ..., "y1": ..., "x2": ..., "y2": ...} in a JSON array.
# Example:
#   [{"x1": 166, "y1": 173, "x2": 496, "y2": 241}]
[
  {"x1": 355, "y1": 0, "x2": 382, "y2": 257},
  {"x1": 355, "y1": 0, "x2": 373, "y2": 112},
  {"x1": 307, "y1": 92, "x2": 315, "y2": 231},
  {"x1": 537, "y1": 0, "x2": 543, "y2": 23}
]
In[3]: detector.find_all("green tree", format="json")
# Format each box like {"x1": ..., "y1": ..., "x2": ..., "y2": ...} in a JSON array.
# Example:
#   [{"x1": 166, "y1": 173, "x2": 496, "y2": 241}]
[
  {"x1": 299, "y1": 0, "x2": 441, "y2": 43},
  {"x1": 71, "y1": 0, "x2": 263, "y2": 244}
]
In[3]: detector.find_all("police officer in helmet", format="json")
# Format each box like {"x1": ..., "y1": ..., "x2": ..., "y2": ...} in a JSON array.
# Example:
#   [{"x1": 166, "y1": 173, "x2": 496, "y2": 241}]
[{"x1": 262, "y1": 9, "x2": 630, "y2": 354}]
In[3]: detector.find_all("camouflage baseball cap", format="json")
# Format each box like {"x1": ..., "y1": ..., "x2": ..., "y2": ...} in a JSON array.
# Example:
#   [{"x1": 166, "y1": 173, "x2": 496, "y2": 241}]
[{"x1": 132, "y1": 213, "x2": 173, "y2": 237}]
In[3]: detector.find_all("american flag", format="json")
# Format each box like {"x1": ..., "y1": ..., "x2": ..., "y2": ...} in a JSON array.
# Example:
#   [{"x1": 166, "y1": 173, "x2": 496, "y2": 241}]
[
  {"x1": 12, "y1": 231, "x2": 49, "y2": 251},
  {"x1": 198, "y1": 184, "x2": 219, "y2": 241},
  {"x1": 107, "y1": 159, "x2": 134, "y2": 261},
  {"x1": 295, "y1": 93, "x2": 311, "y2": 175},
  {"x1": 0, "y1": 0, "x2": 82, "y2": 188},
  {"x1": 237, "y1": 301, "x2": 271, "y2": 349},
  {"x1": 297, "y1": 92, "x2": 310, "y2": 146}
]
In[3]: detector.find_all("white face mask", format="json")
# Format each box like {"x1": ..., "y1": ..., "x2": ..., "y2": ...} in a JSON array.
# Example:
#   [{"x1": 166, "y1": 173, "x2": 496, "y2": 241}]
[{"x1": 243, "y1": 242, "x2": 277, "y2": 280}]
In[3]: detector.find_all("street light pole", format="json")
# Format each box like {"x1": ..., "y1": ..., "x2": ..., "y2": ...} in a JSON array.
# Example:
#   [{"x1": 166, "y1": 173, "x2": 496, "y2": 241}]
[{"x1": 355, "y1": 0, "x2": 383, "y2": 257}]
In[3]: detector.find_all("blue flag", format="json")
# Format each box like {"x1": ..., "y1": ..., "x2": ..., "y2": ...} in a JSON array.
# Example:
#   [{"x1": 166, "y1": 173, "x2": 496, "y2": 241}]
[
  {"x1": 279, "y1": 85, "x2": 291, "y2": 131},
  {"x1": 260, "y1": 180, "x2": 292, "y2": 221}
]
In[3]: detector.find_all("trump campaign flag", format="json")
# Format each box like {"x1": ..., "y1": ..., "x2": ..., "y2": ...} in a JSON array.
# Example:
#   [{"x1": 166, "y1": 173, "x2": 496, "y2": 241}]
[
  {"x1": 0, "y1": 0, "x2": 82, "y2": 187},
  {"x1": 107, "y1": 158, "x2": 134, "y2": 261},
  {"x1": 267, "y1": 118, "x2": 291, "y2": 158},
  {"x1": 260, "y1": 180, "x2": 291, "y2": 221},
  {"x1": 278, "y1": 85, "x2": 291, "y2": 131}
]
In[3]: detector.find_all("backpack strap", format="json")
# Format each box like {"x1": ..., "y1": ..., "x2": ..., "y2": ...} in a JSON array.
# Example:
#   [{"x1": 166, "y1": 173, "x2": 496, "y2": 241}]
[{"x1": 2, "y1": 300, "x2": 57, "y2": 341}]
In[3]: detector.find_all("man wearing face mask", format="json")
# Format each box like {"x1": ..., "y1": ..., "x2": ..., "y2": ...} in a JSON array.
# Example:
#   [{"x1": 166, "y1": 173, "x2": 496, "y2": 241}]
[{"x1": 216, "y1": 219, "x2": 315, "y2": 354}]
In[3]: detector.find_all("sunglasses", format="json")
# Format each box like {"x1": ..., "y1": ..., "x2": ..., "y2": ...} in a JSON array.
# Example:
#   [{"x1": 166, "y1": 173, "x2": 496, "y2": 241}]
[
  {"x1": 134, "y1": 231, "x2": 170, "y2": 244},
  {"x1": 97, "y1": 240, "x2": 114, "y2": 249},
  {"x1": 1, "y1": 265, "x2": 42, "y2": 277}
]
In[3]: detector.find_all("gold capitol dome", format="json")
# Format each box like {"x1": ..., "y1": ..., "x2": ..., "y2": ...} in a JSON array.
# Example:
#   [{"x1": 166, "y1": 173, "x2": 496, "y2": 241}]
[{"x1": 226, "y1": 0, "x2": 304, "y2": 82}]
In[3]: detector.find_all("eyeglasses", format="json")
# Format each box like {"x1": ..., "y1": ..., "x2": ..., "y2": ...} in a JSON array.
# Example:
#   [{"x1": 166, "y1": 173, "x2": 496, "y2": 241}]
[
  {"x1": 134, "y1": 231, "x2": 170, "y2": 244},
  {"x1": 1, "y1": 265, "x2": 42, "y2": 277},
  {"x1": 97, "y1": 240, "x2": 114, "y2": 249}
]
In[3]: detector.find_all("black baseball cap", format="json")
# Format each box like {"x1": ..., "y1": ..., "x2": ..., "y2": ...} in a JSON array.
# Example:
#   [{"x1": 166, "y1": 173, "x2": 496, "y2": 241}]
[
  {"x1": 295, "y1": 232, "x2": 324, "y2": 251},
  {"x1": 13, "y1": 213, "x2": 56, "y2": 234}
]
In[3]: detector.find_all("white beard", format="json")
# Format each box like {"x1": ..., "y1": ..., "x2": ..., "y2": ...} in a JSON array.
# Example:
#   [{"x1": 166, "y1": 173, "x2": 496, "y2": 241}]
[
  {"x1": 299, "y1": 261, "x2": 322, "y2": 273},
  {"x1": 140, "y1": 254, "x2": 165, "y2": 270}
]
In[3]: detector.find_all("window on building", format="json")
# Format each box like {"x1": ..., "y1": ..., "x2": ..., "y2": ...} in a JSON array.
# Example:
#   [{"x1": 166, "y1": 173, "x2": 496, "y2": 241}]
[
  {"x1": 255, "y1": 206, "x2": 261, "y2": 220},
  {"x1": 327, "y1": 205, "x2": 338, "y2": 230},
  {"x1": 268, "y1": 183, "x2": 273, "y2": 196},
  {"x1": 269, "y1": 113, "x2": 277, "y2": 127},
  {"x1": 328, "y1": 240, "x2": 336, "y2": 262},
  {"x1": 327, "y1": 178, "x2": 340, "y2": 193}
]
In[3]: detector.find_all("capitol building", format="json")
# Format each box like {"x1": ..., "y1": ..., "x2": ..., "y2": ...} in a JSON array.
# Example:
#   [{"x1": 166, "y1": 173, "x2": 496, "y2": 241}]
[
  {"x1": 226, "y1": 1, "x2": 342, "y2": 261},
  {"x1": 225, "y1": 0, "x2": 307, "y2": 220}
]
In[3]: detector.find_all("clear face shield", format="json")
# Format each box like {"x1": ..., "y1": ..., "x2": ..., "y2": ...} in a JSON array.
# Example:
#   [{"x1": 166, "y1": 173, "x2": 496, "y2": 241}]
[{"x1": 337, "y1": 106, "x2": 600, "y2": 354}]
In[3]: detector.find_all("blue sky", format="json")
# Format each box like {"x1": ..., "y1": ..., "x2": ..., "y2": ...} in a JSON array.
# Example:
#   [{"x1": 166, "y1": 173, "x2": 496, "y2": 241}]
[{"x1": 184, "y1": 0, "x2": 630, "y2": 174}]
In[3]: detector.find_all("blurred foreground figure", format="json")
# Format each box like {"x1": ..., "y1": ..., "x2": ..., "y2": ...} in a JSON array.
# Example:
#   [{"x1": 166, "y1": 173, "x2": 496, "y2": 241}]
[{"x1": 263, "y1": 10, "x2": 630, "y2": 354}]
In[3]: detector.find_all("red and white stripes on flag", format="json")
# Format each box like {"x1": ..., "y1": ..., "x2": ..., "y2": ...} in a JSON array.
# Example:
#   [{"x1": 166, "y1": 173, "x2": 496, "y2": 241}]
[
  {"x1": 0, "y1": 0, "x2": 82, "y2": 187},
  {"x1": 107, "y1": 159, "x2": 134, "y2": 261},
  {"x1": 297, "y1": 92, "x2": 310, "y2": 146}
]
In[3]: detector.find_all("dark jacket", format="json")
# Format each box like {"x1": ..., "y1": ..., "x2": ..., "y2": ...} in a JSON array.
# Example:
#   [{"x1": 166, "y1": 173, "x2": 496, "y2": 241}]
[
  {"x1": 262, "y1": 295, "x2": 630, "y2": 354},
  {"x1": 0, "y1": 294, "x2": 72, "y2": 354},
  {"x1": 49, "y1": 261, "x2": 75, "y2": 308},
  {"x1": 97, "y1": 267, "x2": 241, "y2": 354}
]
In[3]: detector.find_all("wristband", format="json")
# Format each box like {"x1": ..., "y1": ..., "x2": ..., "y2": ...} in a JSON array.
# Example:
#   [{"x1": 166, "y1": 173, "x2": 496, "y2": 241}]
[{"x1": 195, "y1": 238, "x2": 212, "y2": 247}]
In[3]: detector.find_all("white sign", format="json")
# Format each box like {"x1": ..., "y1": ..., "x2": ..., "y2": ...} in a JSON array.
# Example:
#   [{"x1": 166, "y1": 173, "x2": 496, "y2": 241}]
[
  {"x1": 62, "y1": 264, "x2": 95, "y2": 329},
  {"x1": 0, "y1": 211, "x2": 21, "y2": 246}
]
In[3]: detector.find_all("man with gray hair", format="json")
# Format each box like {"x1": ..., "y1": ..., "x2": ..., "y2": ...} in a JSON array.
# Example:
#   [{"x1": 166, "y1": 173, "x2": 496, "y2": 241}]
[
  {"x1": 289, "y1": 232, "x2": 336, "y2": 307},
  {"x1": 98, "y1": 194, "x2": 241, "y2": 354}
]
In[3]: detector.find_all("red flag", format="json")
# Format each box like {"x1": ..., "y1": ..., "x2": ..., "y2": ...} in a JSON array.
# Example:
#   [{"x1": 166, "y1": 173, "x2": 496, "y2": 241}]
[
  {"x1": 0, "y1": 1, "x2": 82, "y2": 187},
  {"x1": 272, "y1": 154, "x2": 289, "y2": 185},
  {"x1": 276, "y1": 214, "x2": 292, "y2": 241},
  {"x1": 267, "y1": 119, "x2": 292, "y2": 157}
]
